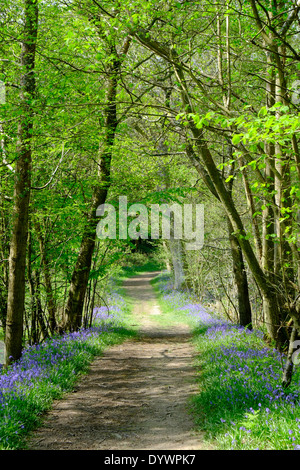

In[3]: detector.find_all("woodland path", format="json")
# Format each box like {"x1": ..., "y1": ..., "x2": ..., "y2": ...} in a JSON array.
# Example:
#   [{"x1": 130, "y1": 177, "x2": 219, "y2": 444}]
[{"x1": 26, "y1": 272, "x2": 211, "y2": 450}]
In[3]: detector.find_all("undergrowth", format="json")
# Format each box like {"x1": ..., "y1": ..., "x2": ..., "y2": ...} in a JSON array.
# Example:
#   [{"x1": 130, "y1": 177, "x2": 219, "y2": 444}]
[
  {"x1": 153, "y1": 271, "x2": 300, "y2": 450},
  {"x1": 0, "y1": 291, "x2": 136, "y2": 450}
]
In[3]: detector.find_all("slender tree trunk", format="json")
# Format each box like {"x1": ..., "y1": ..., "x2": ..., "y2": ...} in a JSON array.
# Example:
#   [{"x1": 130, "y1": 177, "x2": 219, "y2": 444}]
[
  {"x1": 34, "y1": 269, "x2": 48, "y2": 342},
  {"x1": 261, "y1": 45, "x2": 277, "y2": 338},
  {"x1": 34, "y1": 219, "x2": 57, "y2": 333},
  {"x1": 5, "y1": 0, "x2": 38, "y2": 366},
  {"x1": 185, "y1": 127, "x2": 252, "y2": 326},
  {"x1": 0, "y1": 191, "x2": 9, "y2": 332},
  {"x1": 174, "y1": 55, "x2": 286, "y2": 345},
  {"x1": 168, "y1": 238, "x2": 185, "y2": 290},
  {"x1": 162, "y1": 241, "x2": 171, "y2": 273},
  {"x1": 274, "y1": 43, "x2": 295, "y2": 290},
  {"x1": 227, "y1": 218, "x2": 252, "y2": 328},
  {"x1": 27, "y1": 224, "x2": 38, "y2": 344},
  {"x1": 239, "y1": 159, "x2": 262, "y2": 261},
  {"x1": 157, "y1": 136, "x2": 185, "y2": 291},
  {"x1": 64, "y1": 121, "x2": 115, "y2": 331},
  {"x1": 282, "y1": 326, "x2": 300, "y2": 388},
  {"x1": 64, "y1": 38, "x2": 131, "y2": 331}
]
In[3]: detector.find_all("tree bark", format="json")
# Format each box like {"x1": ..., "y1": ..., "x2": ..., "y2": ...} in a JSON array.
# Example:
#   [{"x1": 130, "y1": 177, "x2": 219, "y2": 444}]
[
  {"x1": 64, "y1": 38, "x2": 131, "y2": 331},
  {"x1": 5, "y1": 0, "x2": 38, "y2": 366},
  {"x1": 34, "y1": 219, "x2": 57, "y2": 334},
  {"x1": 63, "y1": 97, "x2": 116, "y2": 330},
  {"x1": 282, "y1": 326, "x2": 300, "y2": 389},
  {"x1": 227, "y1": 218, "x2": 252, "y2": 328},
  {"x1": 186, "y1": 142, "x2": 252, "y2": 326},
  {"x1": 0, "y1": 190, "x2": 9, "y2": 333}
]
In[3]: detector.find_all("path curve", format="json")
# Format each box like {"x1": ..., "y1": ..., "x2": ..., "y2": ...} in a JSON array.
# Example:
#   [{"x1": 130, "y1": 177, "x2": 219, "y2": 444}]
[{"x1": 26, "y1": 272, "x2": 210, "y2": 450}]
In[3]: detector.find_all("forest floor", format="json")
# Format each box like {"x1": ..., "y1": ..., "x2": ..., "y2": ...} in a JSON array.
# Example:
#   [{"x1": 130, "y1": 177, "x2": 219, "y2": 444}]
[{"x1": 25, "y1": 272, "x2": 213, "y2": 451}]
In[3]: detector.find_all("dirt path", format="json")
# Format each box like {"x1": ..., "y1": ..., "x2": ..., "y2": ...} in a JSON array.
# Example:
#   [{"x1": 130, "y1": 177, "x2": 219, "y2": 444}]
[{"x1": 26, "y1": 272, "x2": 210, "y2": 451}]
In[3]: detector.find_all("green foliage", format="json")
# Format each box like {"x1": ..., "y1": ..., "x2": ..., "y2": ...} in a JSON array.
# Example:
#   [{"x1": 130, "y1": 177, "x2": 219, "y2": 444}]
[{"x1": 1, "y1": 0, "x2": 300, "y2": 446}]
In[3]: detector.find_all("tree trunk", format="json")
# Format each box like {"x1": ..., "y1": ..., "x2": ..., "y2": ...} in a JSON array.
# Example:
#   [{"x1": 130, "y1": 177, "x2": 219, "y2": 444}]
[
  {"x1": 168, "y1": 238, "x2": 185, "y2": 290},
  {"x1": 187, "y1": 144, "x2": 253, "y2": 326},
  {"x1": 63, "y1": 133, "x2": 115, "y2": 332},
  {"x1": 27, "y1": 224, "x2": 38, "y2": 344},
  {"x1": 172, "y1": 52, "x2": 286, "y2": 345},
  {"x1": 261, "y1": 45, "x2": 277, "y2": 338},
  {"x1": 34, "y1": 219, "x2": 57, "y2": 334},
  {"x1": 156, "y1": 136, "x2": 185, "y2": 291},
  {"x1": 227, "y1": 218, "x2": 252, "y2": 328},
  {"x1": 0, "y1": 191, "x2": 9, "y2": 333},
  {"x1": 282, "y1": 326, "x2": 300, "y2": 389},
  {"x1": 64, "y1": 38, "x2": 131, "y2": 331},
  {"x1": 5, "y1": 0, "x2": 38, "y2": 366}
]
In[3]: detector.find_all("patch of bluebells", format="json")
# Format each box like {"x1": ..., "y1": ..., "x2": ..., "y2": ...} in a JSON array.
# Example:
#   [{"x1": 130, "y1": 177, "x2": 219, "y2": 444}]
[
  {"x1": 161, "y1": 283, "x2": 297, "y2": 408},
  {"x1": 201, "y1": 323, "x2": 300, "y2": 448},
  {"x1": 156, "y1": 273, "x2": 300, "y2": 449},
  {"x1": 180, "y1": 302, "x2": 223, "y2": 328},
  {"x1": 202, "y1": 321, "x2": 300, "y2": 407},
  {"x1": 92, "y1": 293, "x2": 126, "y2": 326},
  {"x1": 0, "y1": 292, "x2": 127, "y2": 448}
]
